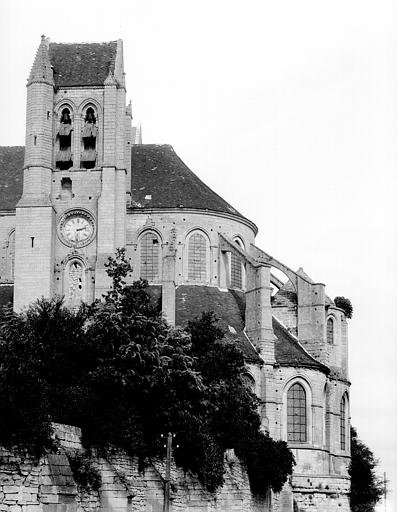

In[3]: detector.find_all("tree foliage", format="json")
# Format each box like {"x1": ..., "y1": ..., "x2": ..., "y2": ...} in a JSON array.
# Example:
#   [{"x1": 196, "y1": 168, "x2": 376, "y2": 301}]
[
  {"x1": 0, "y1": 249, "x2": 294, "y2": 495},
  {"x1": 334, "y1": 296, "x2": 353, "y2": 318},
  {"x1": 349, "y1": 427, "x2": 384, "y2": 512}
]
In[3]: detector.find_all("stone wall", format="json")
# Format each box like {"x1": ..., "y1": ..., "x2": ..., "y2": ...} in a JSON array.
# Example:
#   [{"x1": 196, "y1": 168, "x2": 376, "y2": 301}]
[{"x1": 0, "y1": 424, "x2": 270, "y2": 512}]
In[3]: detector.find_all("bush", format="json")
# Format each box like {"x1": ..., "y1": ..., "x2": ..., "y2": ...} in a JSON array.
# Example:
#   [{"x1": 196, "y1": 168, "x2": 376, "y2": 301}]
[
  {"x1": 334, "y1": 296, "x2": 353, "y2": 318},
  {"x1": 0, "y1": 249, "x2": 295, "y2": 495},
  {"x1": 68, "y1": 453, "x2": 101, "y2": 491}
]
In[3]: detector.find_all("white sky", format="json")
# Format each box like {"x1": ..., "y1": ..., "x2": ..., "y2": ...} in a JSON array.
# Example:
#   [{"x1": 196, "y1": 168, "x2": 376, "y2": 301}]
[{"x1": 1, "y1": 1, "x2": 396, "y2": 510}]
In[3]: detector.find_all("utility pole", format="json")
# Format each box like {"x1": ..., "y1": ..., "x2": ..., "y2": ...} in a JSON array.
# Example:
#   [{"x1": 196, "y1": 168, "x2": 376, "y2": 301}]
[{"x1": 163, "y1": 432, "x2": 173, "y2": 512}]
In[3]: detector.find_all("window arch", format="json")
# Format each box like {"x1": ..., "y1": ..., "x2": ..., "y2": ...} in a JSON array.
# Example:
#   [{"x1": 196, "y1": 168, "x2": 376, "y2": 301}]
[
  {"x1": 65, "y1": 259, "x2": 85, "y2": 311},
  {"x1": 287, "y1": 382, "x2": 307, "y2": 442},
  {"x1": 326, "y1": 317, "x2": 334, "y2": 344},
  {"x1": 187, "y1": 231, "x2": 208, "y2": 281},
  {"x1": 241, "y1": 372, "x2": 256, "y2": 392},
  {"x1": 81, "y1": 105, "x2": 98, "y2": 169},
  {"x1": 56, "y1": 106, "x2": 73, "y2": 170},
  {"x1": 139, "y1": 231, "x2": 161, "y2": 281},
  {"x1": 230, "y1": 238, "x2": 244, "y2": 289},
  {"x1": 340, "y1": 394, "x2": 348, "y2": 451}
]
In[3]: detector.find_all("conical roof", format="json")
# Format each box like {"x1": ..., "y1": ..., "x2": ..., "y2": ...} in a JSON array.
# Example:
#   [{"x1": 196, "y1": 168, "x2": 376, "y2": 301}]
[
  {"x1": 130, "y1": 144, "x2": 255, "y2": 226},
  {"x1": 28, "y1": 36, "x2": 53, "y2": 85}
]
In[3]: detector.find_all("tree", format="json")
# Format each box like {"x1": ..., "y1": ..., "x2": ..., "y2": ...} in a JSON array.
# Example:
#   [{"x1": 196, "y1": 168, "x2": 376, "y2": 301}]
[
  {"x1": 334, "y1": 296, "x2": 353, "y2": 319},
  {"x1": 349, "y1": 427, "x2": 384, "y2": 512},
  {"x1": 0, "y1": 249, "x2": 295, "y2": 495}
]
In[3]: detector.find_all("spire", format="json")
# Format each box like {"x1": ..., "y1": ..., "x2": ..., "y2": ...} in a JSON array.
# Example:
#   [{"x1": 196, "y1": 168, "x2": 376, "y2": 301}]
[
  {"x1": 126, "y1": 99, "x2": 133, "y2": 118},
  {"x1": 27, "y1": 35, "x2": 54, "y2": 86}
]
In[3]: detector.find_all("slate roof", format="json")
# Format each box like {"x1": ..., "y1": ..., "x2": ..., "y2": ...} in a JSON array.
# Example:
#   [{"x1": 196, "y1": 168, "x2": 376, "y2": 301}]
[
  {"x1": 175, "y1": 285, "x2": 262, "y2": 364},
  {"x1": 49, "y1": 42, "x2": 117, "y2": 87},
  {"x1": 273, "y1": 316, "x2": 328, "y2": 372},
  {"x1": 272, "y1": 278, "x2": 297, "y2": 307},
  {"x1": 0, "y1": 147, "x2": 24, "y2": 210},
  {"x1": 130, "y1": 145, "x2": 252, "y2": 223}
]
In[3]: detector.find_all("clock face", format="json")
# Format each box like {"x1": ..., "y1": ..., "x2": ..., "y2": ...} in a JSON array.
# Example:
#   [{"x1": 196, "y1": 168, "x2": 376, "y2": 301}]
[
  {"x1": 63, "y1": 216, "x2": 92, "y2": 243},
  {"x1": 58, "y1": 209, "x2": 96, "y2": 248}
]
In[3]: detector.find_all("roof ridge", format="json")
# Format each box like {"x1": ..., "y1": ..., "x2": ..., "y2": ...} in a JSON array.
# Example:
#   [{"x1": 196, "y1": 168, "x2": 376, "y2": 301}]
[{"x1": 49, "y1": 40, "x2": 118, "y2": 46}]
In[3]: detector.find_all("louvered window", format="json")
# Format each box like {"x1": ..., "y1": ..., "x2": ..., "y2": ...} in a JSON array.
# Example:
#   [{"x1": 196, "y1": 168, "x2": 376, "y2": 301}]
[
  {"x1": 56, "y1": 107, "x2": 73, "y2": 170},
  {"x1": 81, "y1": 107, "x2": 98, "y2": 169}
]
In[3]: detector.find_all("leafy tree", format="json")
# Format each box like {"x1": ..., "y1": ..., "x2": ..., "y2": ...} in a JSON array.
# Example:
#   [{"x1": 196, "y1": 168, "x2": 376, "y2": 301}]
[
  {"x1": 0, "y1": 249, "x2": 295, "y2": 495},
  {"x1": 334, "y1": 296, "x2": 353, "y2": 318},
  {"x1": 349, "y1": 427, "x2": 384, "y2": 512}
]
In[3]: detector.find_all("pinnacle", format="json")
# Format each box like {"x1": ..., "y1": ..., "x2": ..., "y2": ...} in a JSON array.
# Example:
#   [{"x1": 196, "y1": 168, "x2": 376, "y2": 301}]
[{"x1": 28, "y1": 36, "x2": 54, "y2": 85}]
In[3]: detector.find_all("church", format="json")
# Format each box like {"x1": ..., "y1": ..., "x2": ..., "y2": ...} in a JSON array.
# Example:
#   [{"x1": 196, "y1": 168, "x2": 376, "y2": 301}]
[{"x1": 0, "y1": 37, "x2": 351, "y2": 511}]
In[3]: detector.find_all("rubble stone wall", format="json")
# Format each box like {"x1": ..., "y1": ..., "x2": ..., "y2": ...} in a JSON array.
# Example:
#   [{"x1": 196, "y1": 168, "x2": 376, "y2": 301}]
[{"x1": 0, "y1": 424, "x2": 269, "y2": 512}]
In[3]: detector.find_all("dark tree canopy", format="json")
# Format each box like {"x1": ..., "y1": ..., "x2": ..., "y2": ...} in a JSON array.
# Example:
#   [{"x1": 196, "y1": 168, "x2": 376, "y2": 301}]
[
  {"x1": 349, "y1": 427, "x2": 384, "y2": 512},
  {"x1": 334, "y1": 296, "x2": 353, "y2": 319},
  {"x1": 0, "y1": 249, "x2": 294, "y2": 495}
]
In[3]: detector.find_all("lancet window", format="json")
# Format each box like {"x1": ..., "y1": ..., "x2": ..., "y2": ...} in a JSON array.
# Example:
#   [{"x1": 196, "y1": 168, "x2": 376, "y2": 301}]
[
  {"x1": 140, "y1": 232, "x2": 160, "y2": 281},
  {"x1": 188, "y1": 232, "x2": 207, "y2": 281},
  {"x1": 67, "y1": 260, "x2": 84, "y2": 310},
  {"x1": 326, "y1": 317, "x2": 334, "y2": 344},
  {"x1": 230, "y1": 238, "x2": 244, "y2": 289},
  {"x1": 81, "y1": 107, "x2": 98, "y2": 169},
  {"x1": 287, "y1": 383, "x2": 307, "y2": 442},
  {"x1": 56, "y1": 107, "x2": 73, "y2": 170},
  {"x1": 340, "y1": 395, "x2": 347, "y2": 450}
]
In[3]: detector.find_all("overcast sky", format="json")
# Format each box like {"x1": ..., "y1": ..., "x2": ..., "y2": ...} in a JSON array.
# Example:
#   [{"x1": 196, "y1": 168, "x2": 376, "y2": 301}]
[{"x1": 1, "y1": 1, "x2": 396, "y2": 510}]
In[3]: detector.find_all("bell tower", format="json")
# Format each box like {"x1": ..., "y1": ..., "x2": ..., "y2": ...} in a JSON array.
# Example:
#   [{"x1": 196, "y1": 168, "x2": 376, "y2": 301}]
[
  {"x1": 14, "y1": 37, "x2": 132, "y2": 310},
  {"x1": 14, "y1": 36, "x2": 55, "y2": 310}
]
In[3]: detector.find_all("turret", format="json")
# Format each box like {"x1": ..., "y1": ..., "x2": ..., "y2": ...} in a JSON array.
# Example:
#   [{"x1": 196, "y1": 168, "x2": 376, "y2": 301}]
[
  {"x1": 14, "y1": 36, "x2": 55, "y2": 310},
  {"x1": 21, "y1": 35, "x2": 54, "y2": 203}
]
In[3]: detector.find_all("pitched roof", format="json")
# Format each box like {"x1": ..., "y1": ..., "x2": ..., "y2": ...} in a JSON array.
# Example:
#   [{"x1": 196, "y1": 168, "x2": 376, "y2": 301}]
[
  {"x1": 130, "y1": 145, "x2": 253, "y2": 224},
  {"x1": 273, "y1": 317, "x2": 328, "y2": 372},
  {"x1": 175, "y1": 285, "x2": 262, "y2": 364},
  {"x1": 49, "y1": 42, "x2": 117, "y2": 87},
  {"x1": 0, "y1": 147, "x2": 24, "y2": 210},
  {"x1": 272, "y1": 278, "x2": 297, "y2": 307}
]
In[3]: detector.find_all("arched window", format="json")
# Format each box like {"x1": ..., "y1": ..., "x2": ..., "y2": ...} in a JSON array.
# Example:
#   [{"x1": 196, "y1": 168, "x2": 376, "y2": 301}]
[
  {"x1": 140, "y1": 232, "x2": 160, "y2": 281},
  {"x1": 287, "y1": 383, "x2": 307, "y2": 442},
  {"x1": 188, "y1": 232, "x2": 207, "y2": 281},
  {"x1": 241, "y1": 372, "x2": 255, "y2": 392},
  {"x1": 326, "y1": 317, "x2": 334, "y2": 344},
  {"x1": 6, "y1": 230, "x2": 15, "y2": 281},
  {"x1": 230, "y1": 238, "x2": 244, "y2": 288},
  {"x1": 81, "y1": 106, "x2": 98, "y2": 169},
  {"x1": 340, "y1": 397, "x2": 345, "y2": 450},
  {"x1": 56, "y1": 107, "x2": 73, "y2": 170},
  {"x1": 67, "y1": 260, "x2": 84, "y2": 310}
]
